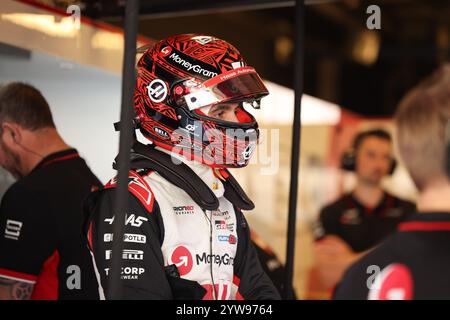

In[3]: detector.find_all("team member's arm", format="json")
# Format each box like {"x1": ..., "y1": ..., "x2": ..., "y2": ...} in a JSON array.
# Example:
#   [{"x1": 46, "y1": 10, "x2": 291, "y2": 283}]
[
  {"x1": 233, "y1": 209, "x2": 281, "y2": 300},
  {"x1": 85, "y1": 188, "x2": 173, "y2": 299},
  {"x1": 0, "y1": 185, "x2": 55, "y2": 300}
]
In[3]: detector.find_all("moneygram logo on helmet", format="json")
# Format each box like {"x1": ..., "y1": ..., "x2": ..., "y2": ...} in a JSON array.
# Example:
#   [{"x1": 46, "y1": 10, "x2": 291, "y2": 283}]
[
  {"x1": 134, "y1": 34, "x2": 269, "y2": 168},
  {"x1": 168, "y1": 52, "x2": 218, "y2": 78}
]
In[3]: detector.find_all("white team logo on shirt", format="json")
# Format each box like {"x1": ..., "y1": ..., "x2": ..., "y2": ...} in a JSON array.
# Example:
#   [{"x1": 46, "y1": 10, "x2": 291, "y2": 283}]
[{"x1": 4, "y1": 219, "x2": 23, "y2": 240}]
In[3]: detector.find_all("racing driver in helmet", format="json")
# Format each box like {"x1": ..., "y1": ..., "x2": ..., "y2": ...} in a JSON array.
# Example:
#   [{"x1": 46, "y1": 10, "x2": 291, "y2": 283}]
[{"x1": 84, "y1": 34, "x2": 281, "y2": 300}]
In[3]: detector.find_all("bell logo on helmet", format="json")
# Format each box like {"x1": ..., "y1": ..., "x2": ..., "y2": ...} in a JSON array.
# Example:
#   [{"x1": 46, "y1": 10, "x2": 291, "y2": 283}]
[
  {"x1": 154, "y1": 127, "x2": 170, "y2": 140},
  {"x1": 147, "y1": 79, "x2": 168, "y2": 103}
]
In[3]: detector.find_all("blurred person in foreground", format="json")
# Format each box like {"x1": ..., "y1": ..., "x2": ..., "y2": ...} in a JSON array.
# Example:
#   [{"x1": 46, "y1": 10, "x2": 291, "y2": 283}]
[
  {"x1": 334, "y1": 64, "x2": 450, "y2": 299},
  {"x1": 312, "y1": 129, "x2": 415, "y2": 293},
  {"x1": 0, "y1": 83, "x2": 101, "y2": 300}
]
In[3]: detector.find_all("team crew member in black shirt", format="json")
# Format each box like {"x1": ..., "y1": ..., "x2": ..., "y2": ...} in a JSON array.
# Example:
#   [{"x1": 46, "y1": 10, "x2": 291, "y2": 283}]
[
  {"x1": 334, "y1": 64, "x2": 450, "y2": 300},
  {"x1": 0, "y1": 83, "x2": 101, "y2": 300},
  {"x1": 313, "y1": 129, "x2": 415, "y2": 290}
]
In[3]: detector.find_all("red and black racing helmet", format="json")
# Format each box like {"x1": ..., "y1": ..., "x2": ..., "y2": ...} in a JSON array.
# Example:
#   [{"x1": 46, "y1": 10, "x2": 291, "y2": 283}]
[{"x1": 134, "y1": 34, "x2": 269, "y2": 168}]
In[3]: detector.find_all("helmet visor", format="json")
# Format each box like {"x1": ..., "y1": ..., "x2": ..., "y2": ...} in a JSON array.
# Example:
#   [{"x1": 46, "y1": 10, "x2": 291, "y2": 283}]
[{"x1": 177, "y1": 67, "x2": 269, "y2": 111}]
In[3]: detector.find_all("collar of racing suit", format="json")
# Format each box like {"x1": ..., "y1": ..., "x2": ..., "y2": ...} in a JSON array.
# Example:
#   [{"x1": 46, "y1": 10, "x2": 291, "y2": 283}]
[{"x1": 123, "y1": 141, "x2": 255, "y2": 211}]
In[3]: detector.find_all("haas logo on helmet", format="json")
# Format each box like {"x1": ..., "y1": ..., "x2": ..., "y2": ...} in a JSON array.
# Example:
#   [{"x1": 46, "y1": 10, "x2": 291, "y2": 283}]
[
  {"x1": 169, "y1": 246, "x2": 194, "y2": 276},
  {"x1": 147, "y1": 79, "x2": 168, "y2": 103}
]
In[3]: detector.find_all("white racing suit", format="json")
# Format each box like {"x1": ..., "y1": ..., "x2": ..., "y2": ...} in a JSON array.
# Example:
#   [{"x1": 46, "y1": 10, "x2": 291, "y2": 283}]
[{"x1": 84, "y1": 142, "x2": 280, "y2": 300}]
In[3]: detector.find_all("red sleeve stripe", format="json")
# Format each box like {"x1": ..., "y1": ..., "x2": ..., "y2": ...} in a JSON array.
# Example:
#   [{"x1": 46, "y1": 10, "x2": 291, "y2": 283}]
[
  {"x1": 128, "y1": 171, "x2": 155, "y2": 212},
  {"x1": 0, "y1": 268, "x2": 37, "y2": 284},
  {"x1": 30, "y1": 250, "x2": 59, "y2": 300},
  {"x1": 41, "y1": 153, "x2": 79, "y2": 168},
  {"x1": 399, "y1": 221, "x2": 450, "y2": 232},
  {"x1": 233, "y1": 275, "x2": 241, "y2": 286},
  {"x1": 103, "y1": 171, "x2": 155, "y2": 212},
  {"x1": 233, "y1": 275, "x2": 245, "y2": 300}
]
